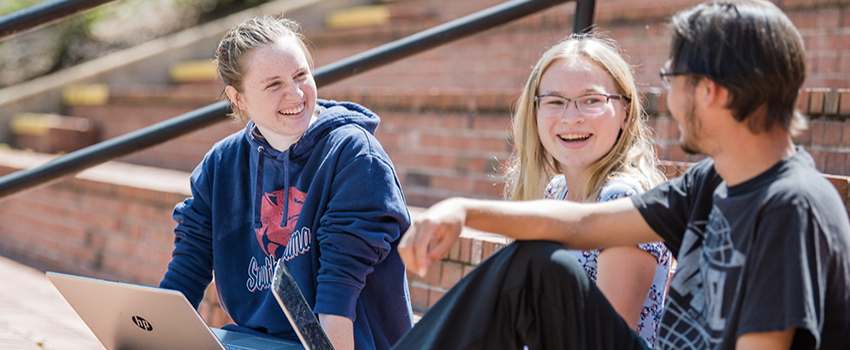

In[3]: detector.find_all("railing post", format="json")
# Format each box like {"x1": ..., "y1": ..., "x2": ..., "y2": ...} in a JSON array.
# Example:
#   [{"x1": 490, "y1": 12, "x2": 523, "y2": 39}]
[{"x1": 573, "y1": 0, "x2": 596, "y2": 34}]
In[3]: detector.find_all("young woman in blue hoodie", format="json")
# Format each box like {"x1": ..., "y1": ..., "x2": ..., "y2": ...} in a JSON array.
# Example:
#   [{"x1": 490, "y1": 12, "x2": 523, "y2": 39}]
[{"x1": 158, "y1": 15, "x2": 412, "y2": 350}]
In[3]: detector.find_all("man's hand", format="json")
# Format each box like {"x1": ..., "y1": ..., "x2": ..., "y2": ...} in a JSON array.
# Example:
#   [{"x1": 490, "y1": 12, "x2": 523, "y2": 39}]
[{"x1": 399, "y1": 198, "x2": 467, "y2": 277}]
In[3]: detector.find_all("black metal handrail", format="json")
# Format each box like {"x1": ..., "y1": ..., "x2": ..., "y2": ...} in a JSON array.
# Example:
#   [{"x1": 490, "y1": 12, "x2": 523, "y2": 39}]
[
  {"x1": 0, "y1": 0, "x2": 594, "y2": 200},
  {"x1": 0, "y1": 0, "x2": 116, "y2": 40},
  {"x1": 574, "y1": 0, "x2": 595, "y2": 33}
]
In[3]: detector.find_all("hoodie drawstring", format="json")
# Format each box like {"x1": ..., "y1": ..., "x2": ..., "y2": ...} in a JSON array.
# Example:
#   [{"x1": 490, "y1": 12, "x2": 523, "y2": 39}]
[
  {"x1": 253, "y1": 146, "x2": 266, "y2": 229},
  {"x1": 283, "y1": 154, "x2": 290, "y2": 226},
  {"x1": 252, "y1": 145, "x2": 292, "y2": 232}
]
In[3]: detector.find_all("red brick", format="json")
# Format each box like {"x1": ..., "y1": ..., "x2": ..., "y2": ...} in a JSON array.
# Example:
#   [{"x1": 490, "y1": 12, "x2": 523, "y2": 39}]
[
  {"x1": 818, "y1": 55, "x2": 840, "y2": 74},
  {"x1": 447, "y1": 238, "x2": 461, "y2": 261},
  {"x1": 824, "y1": 120, "x2": 845, "y2": 147},
  {"x1": 462, "y1": 265, "x2": 475, "y2": 278},
  {"x1": 807, "y1": 32, "x2": 840, "y2": 51},
  {"x1": 825, "y1": 89, "x2": 841, "y2": 115},
  {"x1": 790, "y1": 9, "x2": 839, "y2": 30},
  {"x1": 843, "y1": 123, "x2": 850, "y2": 147},
  {"x1": 439, "y1": 262, "x2": 464, "y2": 290},
  {"x1": 458, "y1": 237, "x2": 472, "y2": 263},
  {"x1": 840, "y1": 89, "x2": 850, "y2": 117},
  {"x1": 825, "y1": 152, "x2": 848, "y2": 175},
  {"x1": 809, "y1": 89, "x2": 828, "y2": 115},
  {"x1": 476, "y1": 137, "x2": 512, "y2": 153},
  {"x1": 482, "y1": 241, "x2": 496, "y2": 261},
  {"x1": 469, "y1": 239, "x2": 484, "y2": 265},
  {"x1": 472, "y1": 114, "x2": 511, "y2": 132},
  {"x1": 427, "y1": 289, "x2": 446, "y2": 309},
  {"x1": 474, "y1": 179, "x2": 504, "y2": 198},
  {"x1": 423, "y1": 261, "x2": 442, "y2": 287},
  {"x1": 797, "y1": 89, "x2": 811, "y2": 114},
  {"x1": 431, "y1": 175, "x2": 474, "y2": 193},
  {"x1": 409, "y1": 285, "x2": 430, "y2": 312},
  {"x1": 811, "y1": 120, "x2": 827, "y2": 146}
]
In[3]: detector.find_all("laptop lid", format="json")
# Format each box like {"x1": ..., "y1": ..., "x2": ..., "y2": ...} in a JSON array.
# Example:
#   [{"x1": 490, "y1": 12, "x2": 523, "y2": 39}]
[{"x1": 46, "y1": 272, "x2": 302, "y2": 350}]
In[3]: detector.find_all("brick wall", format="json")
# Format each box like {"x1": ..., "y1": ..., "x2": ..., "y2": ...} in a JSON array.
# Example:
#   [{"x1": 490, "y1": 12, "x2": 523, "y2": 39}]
[
  {"x1": 0, "y1": 152, "x2": 184, "y2": 285},
  {"x1": 313, "y1": 0, "x2": 850, "y2": 93},
  {"x1": 63, "y1": 83, "x2": 241, "y2": 173},
  {"x1": 36, "y1": 0, "x2": 849, "y2": 205},
  {"x1": 55, "y1": 85, "x2": 850, "y2": 208},
  {"x1": 644, "y1": 88, "x2": 850, "y2": 176},
  {"x1": 330, "y1": 87, "x2": 850, "y2": 207},
  {"x1": 0, "y1": 150, "x2": 236, "y2": 326}
]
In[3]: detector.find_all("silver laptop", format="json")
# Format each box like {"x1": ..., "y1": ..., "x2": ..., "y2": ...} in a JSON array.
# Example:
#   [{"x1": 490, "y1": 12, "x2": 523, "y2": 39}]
[{"x1": 46, "y1": 272, "x2": 304, "y2": 350}]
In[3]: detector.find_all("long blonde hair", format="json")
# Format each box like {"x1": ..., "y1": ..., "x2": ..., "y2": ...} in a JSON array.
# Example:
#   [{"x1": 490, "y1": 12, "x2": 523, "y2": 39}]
[{"x1": 504, "y1": 34, "x2": 665, "y2": 202}]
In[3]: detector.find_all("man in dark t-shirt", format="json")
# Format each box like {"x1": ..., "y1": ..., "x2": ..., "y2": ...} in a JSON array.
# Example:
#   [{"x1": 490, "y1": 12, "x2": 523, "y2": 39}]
[
  {"x1": 392, "y1": 1, "x2": 850, "y2": 349},
  {"x1": 634, "y1": 153, "x2": 849, "y2": 349}
]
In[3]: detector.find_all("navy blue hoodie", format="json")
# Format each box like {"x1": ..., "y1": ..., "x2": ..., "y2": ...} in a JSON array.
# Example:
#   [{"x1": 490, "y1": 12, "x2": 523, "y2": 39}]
[{"x1": 160, "y1": 99, "x2": 413, "y2": 349}]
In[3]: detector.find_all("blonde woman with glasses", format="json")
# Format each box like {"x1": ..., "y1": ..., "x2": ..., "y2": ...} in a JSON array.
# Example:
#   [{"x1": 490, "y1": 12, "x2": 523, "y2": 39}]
[{"x1": 501, "y1": 33, "x2": 671, "y2": 346}]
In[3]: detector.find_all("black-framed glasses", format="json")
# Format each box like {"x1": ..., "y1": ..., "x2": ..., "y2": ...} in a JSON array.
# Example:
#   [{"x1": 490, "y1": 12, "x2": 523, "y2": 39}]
[
  {"x1": 534, "y1": 93, "x2": 630, "y2": 117},
  {"x1": 659, "y1": 66, "x2": 689, "y2": 90}
]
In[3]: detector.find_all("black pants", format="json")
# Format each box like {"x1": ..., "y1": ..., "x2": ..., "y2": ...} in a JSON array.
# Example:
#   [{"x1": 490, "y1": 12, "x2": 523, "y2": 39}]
[{"x1": 393, "y1": 241, "x2": 650, "y2": 350}]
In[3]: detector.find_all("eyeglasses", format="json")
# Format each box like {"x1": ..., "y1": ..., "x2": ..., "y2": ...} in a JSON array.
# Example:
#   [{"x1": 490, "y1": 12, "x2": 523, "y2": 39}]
[
  {"x1": 534, "y1": 93, "x2": 630, "y2": 117},
  {"x1": 659, "y1": 66, "x2": 689, "y2": 90}
]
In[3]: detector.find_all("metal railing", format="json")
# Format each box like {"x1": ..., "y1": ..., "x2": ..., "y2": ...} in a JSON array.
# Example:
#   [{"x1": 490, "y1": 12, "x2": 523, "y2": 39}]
[{"x1": 0, "y1": 0, "x2": 595, "y2": 200}]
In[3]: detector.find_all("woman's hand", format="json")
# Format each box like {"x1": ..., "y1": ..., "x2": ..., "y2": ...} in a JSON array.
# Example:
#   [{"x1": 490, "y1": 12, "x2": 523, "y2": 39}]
[
  {"x1": 319, "y1": 314, "x2": 353, "y2": 350},
  {"x1": 398, "y1": 198, "x2": 468, "y2": 277}
]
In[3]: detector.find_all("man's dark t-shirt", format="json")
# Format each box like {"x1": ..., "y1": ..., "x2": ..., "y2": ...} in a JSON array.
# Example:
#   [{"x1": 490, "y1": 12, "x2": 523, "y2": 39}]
[{"x1": 632, "y1": 149, "x2": 850, "y2": 349}]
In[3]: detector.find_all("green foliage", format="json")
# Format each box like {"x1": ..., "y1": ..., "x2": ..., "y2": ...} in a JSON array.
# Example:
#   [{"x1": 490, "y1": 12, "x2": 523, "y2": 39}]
[{"x1": 0, "y1": 0, "x2": 273, "y2": 88}]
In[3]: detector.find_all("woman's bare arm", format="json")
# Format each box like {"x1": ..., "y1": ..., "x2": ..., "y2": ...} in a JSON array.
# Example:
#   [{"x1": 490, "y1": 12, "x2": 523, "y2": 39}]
[{"x1": 595, "y1": 247, "x2": 657, "y2": 329}]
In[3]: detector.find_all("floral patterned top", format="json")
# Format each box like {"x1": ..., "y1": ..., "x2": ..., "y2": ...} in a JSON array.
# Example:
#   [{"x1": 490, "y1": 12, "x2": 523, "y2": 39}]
[{"x1": 544, "y1": 174, "x2": 672, "y2": 347}]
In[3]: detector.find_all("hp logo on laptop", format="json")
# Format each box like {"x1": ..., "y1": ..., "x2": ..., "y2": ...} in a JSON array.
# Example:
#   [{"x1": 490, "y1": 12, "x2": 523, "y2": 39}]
[{"x1": 132, "y1": 316, "x2": 154, "y2": 331}]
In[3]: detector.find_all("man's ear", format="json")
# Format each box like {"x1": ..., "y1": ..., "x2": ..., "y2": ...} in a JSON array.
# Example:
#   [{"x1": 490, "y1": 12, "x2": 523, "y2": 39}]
[
  {"x1": 224, "y1": 85, "x2": 244, "y2": 110},
  {"x1": 698, "y1": 78, "x2": 729, "y2": 110}
]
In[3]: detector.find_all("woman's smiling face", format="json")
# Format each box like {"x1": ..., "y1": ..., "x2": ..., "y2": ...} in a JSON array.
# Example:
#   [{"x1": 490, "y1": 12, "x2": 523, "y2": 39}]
[
  {"x1": 536, "y1": 57, "x2": 628, "y2": 174},
  {"x1": 227, "y1": 36, "x2": 318, "y2": 149}
]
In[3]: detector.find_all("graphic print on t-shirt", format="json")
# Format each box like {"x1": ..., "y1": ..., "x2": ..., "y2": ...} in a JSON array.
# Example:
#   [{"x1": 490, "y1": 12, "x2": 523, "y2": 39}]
[
  {"x1": 255, "y1": 187, "x2": 307, "y2": 256},
  {"x1": 656, "y1": 206, "x2": 746, "y2": 349}
]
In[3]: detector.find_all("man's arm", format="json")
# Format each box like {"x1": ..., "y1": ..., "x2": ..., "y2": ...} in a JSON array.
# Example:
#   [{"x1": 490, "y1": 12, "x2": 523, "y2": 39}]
[
  {"x1": 399, "y1": 197, "x2": 662, "y2": 277},
  {"x1": 736, "y1": 328, "x2": 795, "y2": 349}
]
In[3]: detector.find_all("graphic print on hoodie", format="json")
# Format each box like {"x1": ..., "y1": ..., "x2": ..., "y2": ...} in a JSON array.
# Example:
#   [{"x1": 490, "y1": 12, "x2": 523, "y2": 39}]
[{"x1": 255, "y1": 187, "x2": 307, "y2": 257}]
